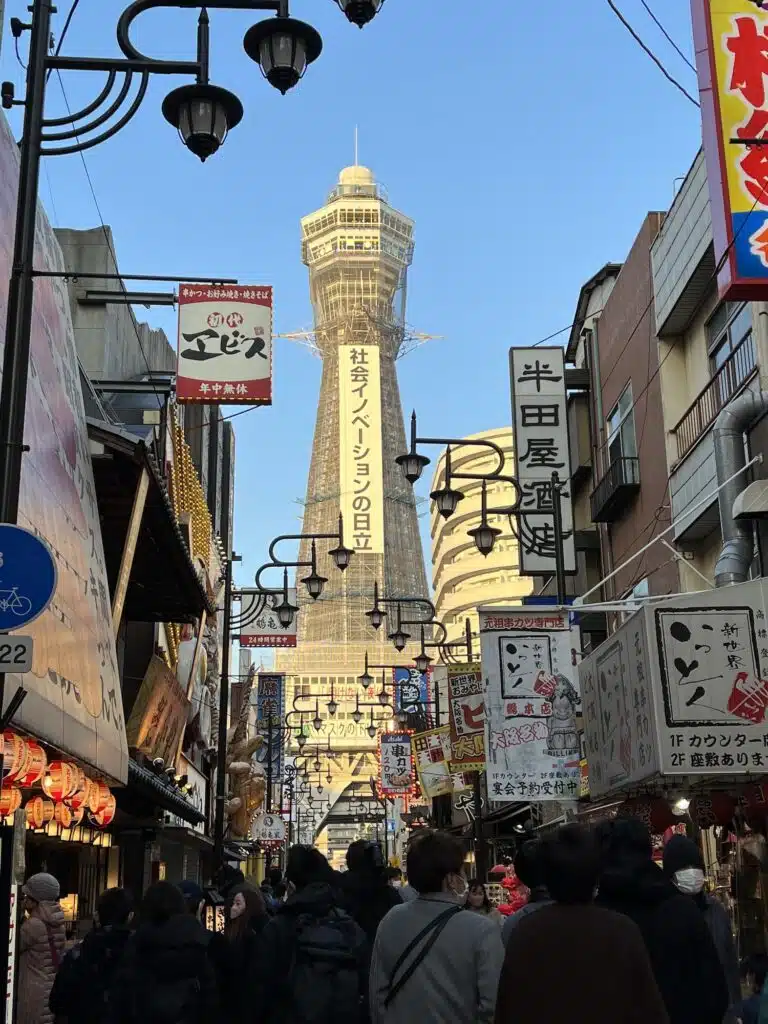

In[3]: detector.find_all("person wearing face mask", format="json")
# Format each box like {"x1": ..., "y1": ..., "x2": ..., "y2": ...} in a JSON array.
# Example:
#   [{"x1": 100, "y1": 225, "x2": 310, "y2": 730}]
[
  {"x1": 662, "y1": 835, "x2": 741, "y2": 1020},
  {"x1": 369, "y1": 830, "x2": 504, "y2": 1023},
  {"x1": 464, "y1": 880, "x2": 503, "y2": 926}
]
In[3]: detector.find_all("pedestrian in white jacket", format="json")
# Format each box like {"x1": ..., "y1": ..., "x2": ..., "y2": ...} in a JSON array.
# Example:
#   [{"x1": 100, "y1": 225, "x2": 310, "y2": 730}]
[{"x1": 369, "y1": 831, "x2": 504, "y2": 1024}]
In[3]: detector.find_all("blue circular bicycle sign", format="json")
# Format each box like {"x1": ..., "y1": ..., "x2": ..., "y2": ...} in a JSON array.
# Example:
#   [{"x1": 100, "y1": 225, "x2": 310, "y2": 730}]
[{"x1": 0, "y1": 525, "x2": 57, "y2": 632}]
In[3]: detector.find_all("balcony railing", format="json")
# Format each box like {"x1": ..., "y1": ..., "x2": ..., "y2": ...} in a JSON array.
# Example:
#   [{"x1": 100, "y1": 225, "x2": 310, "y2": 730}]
[
  {"x1": 590, "y1": 457, "x2": 640, "y2": 523},
  {"x1": 673, "y1": 334, "x2": 758, "y2": 461}
]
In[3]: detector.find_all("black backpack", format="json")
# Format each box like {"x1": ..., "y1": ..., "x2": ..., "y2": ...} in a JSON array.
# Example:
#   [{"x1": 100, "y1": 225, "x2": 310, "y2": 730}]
[
  {"x1": 130, "y1": 973, "x2": 202, "y2": 1024},
  {"x1": 285, "y1": 907, "x2": 367, "y2": 1024}
]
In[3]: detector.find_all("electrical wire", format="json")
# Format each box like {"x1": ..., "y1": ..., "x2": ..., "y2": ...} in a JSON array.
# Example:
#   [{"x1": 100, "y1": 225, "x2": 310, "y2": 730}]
[
  {"x1": 639, "y1": 0, "x2": 697, "y2": 73},
  {"x1": 605, "y1": 0, "x2": 700, "y2": 107},
  {"x1": 47, "y1": 0, "x2": 82, "y2": 80}
]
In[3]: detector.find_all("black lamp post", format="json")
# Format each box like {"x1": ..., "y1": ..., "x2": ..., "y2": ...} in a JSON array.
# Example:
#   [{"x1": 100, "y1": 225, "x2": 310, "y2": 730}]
[{"x1": 255, "y1": 514, "x2": 353, "y2": 601}]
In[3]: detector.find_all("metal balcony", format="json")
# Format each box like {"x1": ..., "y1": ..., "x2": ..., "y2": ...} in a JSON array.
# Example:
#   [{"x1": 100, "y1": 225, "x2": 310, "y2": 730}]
[{"x1": 590, "y1": 457, "x2": 640, "y2": 523}]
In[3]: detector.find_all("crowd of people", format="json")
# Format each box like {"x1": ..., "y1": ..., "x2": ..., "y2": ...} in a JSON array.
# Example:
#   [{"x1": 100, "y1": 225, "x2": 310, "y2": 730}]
[{"x1": 12, "y1": 821, "x2": 763, "y2": 1024}]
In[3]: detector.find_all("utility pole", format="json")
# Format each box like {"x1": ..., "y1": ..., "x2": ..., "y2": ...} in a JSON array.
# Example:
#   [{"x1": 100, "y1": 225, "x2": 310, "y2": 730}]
[{"x1": 213, "y1": 552, "x2": 241, "y2": 873}]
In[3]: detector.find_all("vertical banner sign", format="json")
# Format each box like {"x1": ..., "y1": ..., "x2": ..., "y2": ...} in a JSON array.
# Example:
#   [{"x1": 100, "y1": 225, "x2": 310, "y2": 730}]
[
  {"x1": 239, "y1": 591, "x2": 298, "y2": 648},
  {"x1": 509, "y1": 346, "x2": 575, "y2": 575},
  {"x1": 412, "y1": 726, "x2": 453, "y2": 798},
  {"x1": 338, "y1": 345, "x2": 384, "y2": 553},
  {"x1": 394, "y1": 667, "x2": 430, "y2": 715},
  {"x1": 379, "y1": 731, "x2": 416, "y2": 796},
  {"x1": 480, "y1": 607, "x2": 581, "y2": 802},
  {"x1": 176, "y1": 285, "x2": 273, "y2": 404},
  {"x1": 691, "y1": 0, "x2": 768, "y2": 299},
  {"x1": 447, "y1": 664, "x2": 486, "y2": 771},
  {"x1": 255, "y1": 674, "x2": 285, "y2": 779}
]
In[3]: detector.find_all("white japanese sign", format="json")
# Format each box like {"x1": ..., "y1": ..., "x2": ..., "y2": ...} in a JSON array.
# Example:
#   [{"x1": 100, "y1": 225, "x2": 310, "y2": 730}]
[
  {"x1": 238, "y1": 590, "x2": 298, "y2": 648},
  {"x1": 338, "y1": 345, "x2": 384, "y2": 554},
  {"x1": 580, "y1": 580, "x2": 768, "y2": 798},
  {"x1": 379, "y1": 731, "x2": 415, "y2": 796},
  {"x1": 480, "y1": 606, "x2": 582, "y2": 802},
  {"x1": 509, "y1": 346, "x2": 575, "y2": 575},
  {"x1": 251, "y1": 812, "x2": 286, "y2": 842},
  {"x1": 176, "y1": 284, "x2": 272, "y2": 404}
]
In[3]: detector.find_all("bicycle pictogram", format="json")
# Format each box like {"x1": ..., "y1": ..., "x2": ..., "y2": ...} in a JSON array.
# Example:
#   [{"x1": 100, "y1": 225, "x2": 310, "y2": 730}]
[{"x1": 0, "y1": 588, "x2": 33, "y2": 618}]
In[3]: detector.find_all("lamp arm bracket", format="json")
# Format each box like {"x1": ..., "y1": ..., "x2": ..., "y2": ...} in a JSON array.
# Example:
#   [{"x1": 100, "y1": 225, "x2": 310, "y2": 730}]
[
  {"x1": 41, "y1": 68, "x2": 134, "y2": 143},
  {"x1": 267, "y1": 532, "x2": 339, "y2": 564},
  {"x1": 417, "y1": 435, "x2": 507, "y2": 477},
  {"x1": 42, "y1": 69, "x2": 118, "y2": 127},
  {"x1": 40, "y1": 71, "x2": 150, "y2": 156}
]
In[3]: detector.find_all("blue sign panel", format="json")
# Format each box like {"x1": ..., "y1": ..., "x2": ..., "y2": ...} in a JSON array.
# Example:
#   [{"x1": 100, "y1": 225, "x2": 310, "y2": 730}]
[
  {"x1": 256, "y1": 673, "x2": 285, "y2": 777},
  {"x1": 0, "y1": 525, "x2": 56, "y2": 631},
  {"x1": 394, "y1": 667, "x2": 429, "y2": 715}
]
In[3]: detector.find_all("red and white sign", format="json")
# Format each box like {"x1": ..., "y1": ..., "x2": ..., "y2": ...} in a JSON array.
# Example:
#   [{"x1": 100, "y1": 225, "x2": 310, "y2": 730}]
[
  {"x1": 238, "y1": 590, "x2": 297, "y2": 649},
  {"x1": 379, "y1": 732, "x2": 417, "y2": 797},
  {"x1": 176, "y1": 285, "x2": 272, "y2": 404}
]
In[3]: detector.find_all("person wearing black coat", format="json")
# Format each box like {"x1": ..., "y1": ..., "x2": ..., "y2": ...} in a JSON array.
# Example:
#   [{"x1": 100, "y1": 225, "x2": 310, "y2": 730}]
[
  {"x1": 338, "y1": 840, "x2": 401, "y2": 944},
  {"x1": 596, "y1": 819, "x2": 728, "y2": 1024},
  {"x1": 208, "y1": 885, "x2": 268, "y2": 1020}
]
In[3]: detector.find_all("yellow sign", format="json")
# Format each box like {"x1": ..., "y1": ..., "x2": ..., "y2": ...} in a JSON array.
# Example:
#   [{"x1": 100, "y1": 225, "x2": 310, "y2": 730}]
[{"x1": 338, "y1": 345, "x2": 384, "y2": 554}]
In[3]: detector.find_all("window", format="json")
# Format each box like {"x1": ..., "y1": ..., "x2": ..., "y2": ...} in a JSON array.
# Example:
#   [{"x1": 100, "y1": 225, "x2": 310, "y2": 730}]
[
  {"x1": 708, "y1": 302, "x2": 752, "y2": 370},
  {"x1": 606, "y1": 384, "x2": 636, "y2": 467}
]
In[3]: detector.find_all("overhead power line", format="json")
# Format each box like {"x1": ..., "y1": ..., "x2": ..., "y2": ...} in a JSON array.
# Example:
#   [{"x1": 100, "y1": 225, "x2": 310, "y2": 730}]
[{"x1": 639, "y1": 0, "x2": 697, "y2": 73}]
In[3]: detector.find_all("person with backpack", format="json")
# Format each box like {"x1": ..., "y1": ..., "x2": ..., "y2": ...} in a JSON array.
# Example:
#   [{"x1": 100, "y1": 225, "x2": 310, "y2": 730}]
[
  {"x1": 50, "y1": 888, "x2": 134, "y2": 1024},
  {"x1": 105, "y1": 881, "x2": 219, "y2": 1024},
  {"x1": 18, "y1": 873, "x2": 67, "y2": 1024},
  {"x1": 255, "y1": 844, "x2": 368, "y2": 1024},
  {"x1": 369, "y1": 830, "x2": 504, "y2": 1023}
]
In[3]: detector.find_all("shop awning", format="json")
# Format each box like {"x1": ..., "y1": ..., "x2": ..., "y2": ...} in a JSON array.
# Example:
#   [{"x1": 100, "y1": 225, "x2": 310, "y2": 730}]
[
  {"x1": 87, "y1": 418, "x2": 215, "y2": 623},
  {"x1": 126, "y1": 759, "x2": 205, "y2": 826}
]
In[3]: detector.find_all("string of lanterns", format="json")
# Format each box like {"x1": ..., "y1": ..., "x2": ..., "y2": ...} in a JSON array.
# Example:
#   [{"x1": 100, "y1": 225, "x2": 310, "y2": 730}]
[{"x1": 0, "y1": 730, "x2": 116, "y2": 833}]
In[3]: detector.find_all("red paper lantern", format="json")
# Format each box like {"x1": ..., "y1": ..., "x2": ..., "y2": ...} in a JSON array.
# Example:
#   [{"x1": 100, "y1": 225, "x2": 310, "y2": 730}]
[
  {"x1": 88, "y1": 782, "x2": 111, "y2": 815},
  {"x1": 690, "y1": 794, "x2": 736, "y2": 829},
  {"x1": 15, "y1": 741, "x2": 47, "y2": 788},
  {"x1": 2, "y1": 731, "x2": 29, "y2": 784},
  {"x1": 619, "y1": 797, "x2": 675, "y2": 834},
  {"x1": 42, "y1": 762, "x2": 79, "y2": 801},
  {"x1": 0, "y1": 787, "x2": 21, "y2": 817},
  {"x1": 53, "y1": 802, "x2": 72, "y2": 828},
  {"x1": 90, "y1": 792, "x2": 116, "y2": 827},
  {"x1": 68, "y1": 777, "x2": 92, "y2": 812},
  {"x1": 25, "y1": 796, "x2": 54, "y2": 829}
]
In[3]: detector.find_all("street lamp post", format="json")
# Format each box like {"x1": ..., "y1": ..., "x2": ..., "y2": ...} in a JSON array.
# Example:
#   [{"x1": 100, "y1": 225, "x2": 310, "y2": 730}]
[{"x1": 213, "y1": 551, "x2": 241, "y2": 870}]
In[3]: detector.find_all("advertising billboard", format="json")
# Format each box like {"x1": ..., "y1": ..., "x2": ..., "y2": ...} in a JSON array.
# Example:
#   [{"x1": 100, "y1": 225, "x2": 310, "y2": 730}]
[
  {"x1": 338, "y1": 344, "x2": 384, "y2": 554},
  {"x1": 446, "y1": 663, "x2": 486, "y2": 771},
  {"x1": 239, "y1": 590, "x2": 298, "y2": 648},
  {"x1": 692, "y1": 0, "x2": 768, "y2": 298}
]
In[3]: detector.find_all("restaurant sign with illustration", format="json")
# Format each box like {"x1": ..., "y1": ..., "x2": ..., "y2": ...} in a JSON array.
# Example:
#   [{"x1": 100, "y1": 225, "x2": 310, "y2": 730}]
[
  {"x1": 579, "y1": 579, "x2": 768, "y2": 799},
  {"x1": 379, "y1": 731, "x2": 416, "y2": 797}
]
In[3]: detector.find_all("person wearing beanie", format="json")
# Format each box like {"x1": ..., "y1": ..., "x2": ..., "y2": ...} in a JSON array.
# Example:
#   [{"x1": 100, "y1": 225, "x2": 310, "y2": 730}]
[
  {"x1": 18, "y1": 872, "x2": 66, "y2": 1024},
  {"x1": 662, "y1": 835, "x2": 741, "y2": 1018}
]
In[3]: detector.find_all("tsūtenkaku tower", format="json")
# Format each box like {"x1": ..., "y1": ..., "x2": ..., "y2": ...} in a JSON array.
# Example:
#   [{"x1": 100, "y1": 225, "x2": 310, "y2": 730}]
[{"x1": 276, "y1": 164, "x2": 429, "y2": 855}]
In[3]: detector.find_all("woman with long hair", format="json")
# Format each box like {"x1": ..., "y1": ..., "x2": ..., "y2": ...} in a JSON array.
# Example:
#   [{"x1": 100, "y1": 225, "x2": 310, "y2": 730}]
[
  {"x1": 215, "y1": 885, "x2": 268, "y2": 1019},
  {"x1": 465, "y1": 879, "x2": 503, "y2": 926}
]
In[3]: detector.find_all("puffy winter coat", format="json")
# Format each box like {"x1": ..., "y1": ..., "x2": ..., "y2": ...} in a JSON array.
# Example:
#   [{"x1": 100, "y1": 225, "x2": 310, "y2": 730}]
[{"x1": 18, "y1": 901, "x2": 66, "y2": 1024}]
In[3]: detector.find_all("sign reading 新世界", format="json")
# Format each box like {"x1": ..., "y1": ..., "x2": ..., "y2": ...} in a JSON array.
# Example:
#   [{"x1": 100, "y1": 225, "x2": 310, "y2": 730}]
[
  {"x1": 338, "y1": 345, "x2": 384, "y2": 554},
  {"x1": 509, "y1": 346, "x2": 575, "y2": 576},
  {"x1": 176, "y1": 285, "x2": 272, "y2": 404},
  {"x1": 238, "y1": 590, "x2": 298, "y2": 648},
  {"x1": 480, "y1": 607, "x2": 582, "y2": 803},
  {"x1": 447, "y1": 664, "x2": 486, "y2": 771},
  {"x1": 579, "y1": 580, "x2": 768, "y2": 799}
]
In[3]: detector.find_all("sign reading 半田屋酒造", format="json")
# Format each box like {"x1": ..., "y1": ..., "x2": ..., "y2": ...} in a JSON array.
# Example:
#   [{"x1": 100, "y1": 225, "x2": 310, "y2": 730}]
[
  {"x1": 692, "y1": 0, "x2": 768, "y2": 298},
  {"x1": 176, "y1": 284, "x2": 272, "y2": 404}
]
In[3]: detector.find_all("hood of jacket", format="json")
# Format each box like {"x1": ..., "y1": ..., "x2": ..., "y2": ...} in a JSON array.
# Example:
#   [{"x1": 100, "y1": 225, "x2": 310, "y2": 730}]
[
  {"x1": 598, "y1": 858, "x2": 678, "y2": 911},
  {"x1": 133, "y1": 913, "x2": 209, "y2": 979},
  {"x1": 279, "y1": 881, "x2": 339, "y2": 918},
  {"x1": 80, "y1": 925, "x2": 132, "y2": 965}
]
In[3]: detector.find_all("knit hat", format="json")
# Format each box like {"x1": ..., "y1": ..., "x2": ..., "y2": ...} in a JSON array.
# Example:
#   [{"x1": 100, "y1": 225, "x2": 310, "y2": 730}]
[
  {"x1": 178, "y1": 880, "x2": 205, "y2": 904},
  {"x1": 24, "y1": 872, "x2": 60, "y2": 902},
  {"x1": 662, "y1": 835, "x2": 704, "y2": 877}
]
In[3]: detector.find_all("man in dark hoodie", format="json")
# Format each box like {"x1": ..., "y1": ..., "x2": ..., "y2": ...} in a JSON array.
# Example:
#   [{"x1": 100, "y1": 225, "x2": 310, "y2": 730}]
[
  {"x1": 50, "y1": 888, "x2": 134, "y2": 1024},
  {"x1": 255, "y1": 845, "x2": 367, "y2": 1024},
  {"x1": 339, "y1": 840, "x2": 401, "y2": 944},
  {"x1": 105, "y1": 881, "x2": 218, "y2": 1024},
  {"x1": 596, "y1": 819, "x2": 728, "y2": 1024}
]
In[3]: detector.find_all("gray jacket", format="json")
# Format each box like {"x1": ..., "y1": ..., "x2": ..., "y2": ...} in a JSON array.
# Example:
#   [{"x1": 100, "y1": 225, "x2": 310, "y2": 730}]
[{"x1": 369, "y1": 893, "x2": 504, "y2": 1024}]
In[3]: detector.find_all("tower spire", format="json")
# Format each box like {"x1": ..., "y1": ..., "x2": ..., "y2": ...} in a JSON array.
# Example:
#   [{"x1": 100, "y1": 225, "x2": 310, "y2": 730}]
[{"x1": 354, "y1": 124, "x2": 359, "y2": 168}]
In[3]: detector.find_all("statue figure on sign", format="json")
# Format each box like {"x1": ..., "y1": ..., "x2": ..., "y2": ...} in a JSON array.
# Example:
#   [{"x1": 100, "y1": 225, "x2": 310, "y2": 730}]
[
  {"x1": 224, "y1": 664, "x2": 267, "y2": 839},
  {"x1": 546, "y1": 674, "x2": 580, "y2": 757},
  {"x1": 200, "y1": 622, "x2": 219, "y2": 752}
]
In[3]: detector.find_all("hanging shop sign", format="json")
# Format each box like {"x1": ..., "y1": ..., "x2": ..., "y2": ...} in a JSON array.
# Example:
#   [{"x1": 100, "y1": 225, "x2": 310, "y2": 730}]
[
  {"x1": 691, "y1": 0, "x2": 768, "y2": 299},
  {"x1": 447, "y1": 664, "x2": 486, "y2": 772},
  {"x1": 412, "y1": 726, "x2": 453, "y2": 798},
  {"x1": 255, "y1": 674, "x2": 285, "y2": 779},
  {"x1": 394, "y1": 667, "x2": 430, "y2": 716},
  {"x1": 509, "y1": 346, "x2": 575, "y2": 576},
  {"x1": 0, "y1": 114, "x2": 127, "y2": 784},
  {"x1": 238, "y1": 590, "x2": 298, "y2": 648},
  {"x1": 251, "y1": 811, "x2": 286, "y2": 843},
  {"x1": 175, "y1": 284, "x2": 273, "y2": 404},
  {"x1": 579, "y1": 579, "x2": 768, "y2": 799},
  {"x1": 125, "y1": 655, "x2": 190, "y2": 766},
  {"x1": 480, "y1": 607, "x2": 582, "y2": 802},
  {"x1": 379, "y1": 731, "x2": 417, "y2": 797},
  {"x1": 338, "y1": 345, "x2": 384, "y2": 554}
]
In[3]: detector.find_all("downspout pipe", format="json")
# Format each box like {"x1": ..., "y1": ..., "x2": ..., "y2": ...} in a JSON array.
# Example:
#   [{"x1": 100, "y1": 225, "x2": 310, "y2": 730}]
[{"x1": 714, "y1": 389, "x2": 768, "y2": 587}]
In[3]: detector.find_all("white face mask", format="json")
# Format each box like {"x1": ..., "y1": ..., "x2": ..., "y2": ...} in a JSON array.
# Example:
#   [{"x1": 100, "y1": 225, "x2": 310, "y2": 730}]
[{"x1": 674, "y1": 868, "x2": 705, "y2": 895}]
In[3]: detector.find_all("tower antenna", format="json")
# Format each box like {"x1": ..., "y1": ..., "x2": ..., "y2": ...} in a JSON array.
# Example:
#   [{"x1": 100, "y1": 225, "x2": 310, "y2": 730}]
[{"x1": 354, "y1": 125, "x2": 359, "y2": 167}]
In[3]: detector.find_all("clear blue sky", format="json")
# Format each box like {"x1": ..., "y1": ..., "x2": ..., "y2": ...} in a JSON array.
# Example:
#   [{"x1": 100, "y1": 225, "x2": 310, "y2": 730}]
[{"x1": 2, "y1": 0, "x2": 702, "y2": 593}]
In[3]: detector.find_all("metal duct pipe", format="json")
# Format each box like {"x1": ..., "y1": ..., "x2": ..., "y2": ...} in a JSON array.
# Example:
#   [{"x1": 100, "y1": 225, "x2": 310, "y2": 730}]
[{"x1": 714, "y1": 389, "x2": 768, "y2": 587}]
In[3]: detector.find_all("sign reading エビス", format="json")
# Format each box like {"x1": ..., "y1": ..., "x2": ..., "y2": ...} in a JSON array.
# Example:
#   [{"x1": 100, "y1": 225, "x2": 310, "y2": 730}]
[
  {"x1": 509, "y1": 346, "x2": 575, "y2": 576},
  {"x1": 579, "y1": 579, "x2": 768, "y2": 799},
  {"x1": 176, "y1": 285, "x2": 272, "y2": 403},
  {"x1": 692, "y1": 0, "x2": 768, "y2": 298}
]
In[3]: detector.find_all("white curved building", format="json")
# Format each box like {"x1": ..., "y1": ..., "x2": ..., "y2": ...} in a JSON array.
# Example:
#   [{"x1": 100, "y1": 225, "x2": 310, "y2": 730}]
[{"x1": 430, "y1": 428, "x2": 532, "y2": 642}]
